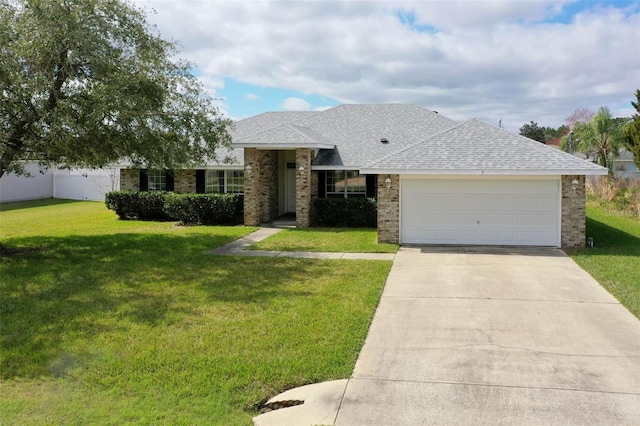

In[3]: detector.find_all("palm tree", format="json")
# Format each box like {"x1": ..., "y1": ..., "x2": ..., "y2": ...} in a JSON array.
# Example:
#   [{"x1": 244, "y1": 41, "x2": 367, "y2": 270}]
[{"x1": 573, "y1": 107, "x2": 623, "y2": 172}]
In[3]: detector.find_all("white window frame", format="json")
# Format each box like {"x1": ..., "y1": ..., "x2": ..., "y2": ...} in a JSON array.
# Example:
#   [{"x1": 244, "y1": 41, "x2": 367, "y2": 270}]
[
  {"x1": 326, "y1": 170, "x2": 366, "y2": 198},
  {"x1": 205, "y1": 170, "x2": 244, "y2": 194},
  {"x1": 148, "y1": 170, "x2": 166, "y2": 191}
]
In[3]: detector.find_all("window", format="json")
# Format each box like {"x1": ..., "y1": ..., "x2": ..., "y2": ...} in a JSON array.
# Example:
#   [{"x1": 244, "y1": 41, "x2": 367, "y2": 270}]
[
  {"x1": 148, "y1": 170, "x2": 166, "y2": 191},
  {"x1": 326, "y1": 170, "x2": 366, "y2": 198},
  {"x1": 205, "y1": 170, "x2": 224, "y2": 193},
  {"x1": 205, "y1": 170, "x2": 244, "y2": 193},
  {"x1": 226, "y1": 171, "x2": 245, "y2": 193}
]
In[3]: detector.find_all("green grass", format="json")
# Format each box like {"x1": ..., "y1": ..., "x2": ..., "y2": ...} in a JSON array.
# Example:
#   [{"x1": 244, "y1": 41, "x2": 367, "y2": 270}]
[
  {"x1": 0, "y1": 200, "x2": 392, "y2": 425},
  {"x1": 250, "y1": 227, "x2": 398, "y2": 253},
  {"x1": 570, "y1": 203, "x2": 640, "y2": 319}
]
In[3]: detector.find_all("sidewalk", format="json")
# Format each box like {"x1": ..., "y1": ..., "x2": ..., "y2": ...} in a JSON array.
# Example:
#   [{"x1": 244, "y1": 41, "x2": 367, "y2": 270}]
[{"x1": 208, "y1": 227, "x2": 396, "y2": 261}]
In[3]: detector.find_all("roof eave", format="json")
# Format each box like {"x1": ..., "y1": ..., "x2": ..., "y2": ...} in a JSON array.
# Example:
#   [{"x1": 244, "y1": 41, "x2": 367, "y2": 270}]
[
  {"x1": 233, "y1": 143, "x2": 335, "y2": 150},
  {"x1": 358, "y1": 168, "x2": 609, "y2": 176}
]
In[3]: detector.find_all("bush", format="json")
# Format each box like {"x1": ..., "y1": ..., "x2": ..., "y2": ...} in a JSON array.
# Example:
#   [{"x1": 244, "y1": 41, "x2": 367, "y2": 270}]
[
  {"x1": 105, "y1": 191, "x2": 171, "y2": 221},
  {"x1": 164, "y1": 193, "x2": 243, "y2": 225},
  {"x1": 106, "y1": 191, "x2": 244, "y2": 224},
  {"x1": 313, "y1": 197, "x2": 377, "y2": 227},
  {"x1": 105, "y1": 191, "x2": 140, "y2": 220}
]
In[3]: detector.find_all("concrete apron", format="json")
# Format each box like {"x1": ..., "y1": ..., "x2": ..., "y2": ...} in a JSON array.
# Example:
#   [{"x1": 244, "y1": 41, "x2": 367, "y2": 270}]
[{"x1": 255, "y1": 246, "x2": 640, "y2": 425}]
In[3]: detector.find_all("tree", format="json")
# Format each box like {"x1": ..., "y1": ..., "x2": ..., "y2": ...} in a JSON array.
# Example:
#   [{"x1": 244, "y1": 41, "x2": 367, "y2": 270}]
[
  {"x1": 542, "y1": 124, "x2": 568, "y2": 145},
  {"x1": 622, "y1": 89, "x2": 640, "y2": 169},
  {"x1": 519, "y1": 121, "x2": 546, "y2": 143},
  {"x1": 565, "y1": 108, "x2": 595, "y2": 129},
  {"x1": 572, "y1": 107, "x2": 623, "y2": 171},
  {"x1": 0, "y1": 0, "x2": 231, "y2": 179}
]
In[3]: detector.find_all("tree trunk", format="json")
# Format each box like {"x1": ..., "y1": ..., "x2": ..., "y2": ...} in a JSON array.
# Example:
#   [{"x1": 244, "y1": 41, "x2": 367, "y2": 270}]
[{"x1": 0, "y1": 121, "x2": 28, "y2": 179}]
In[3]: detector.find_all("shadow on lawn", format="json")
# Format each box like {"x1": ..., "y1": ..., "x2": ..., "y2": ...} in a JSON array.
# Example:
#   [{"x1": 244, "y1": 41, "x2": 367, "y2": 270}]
[
  {"x1": 585, "y1": 217, "x2": 640, "y2": 252},
  {"x1": 0, "y1": 233, "x2": 323, "y2": 379}
]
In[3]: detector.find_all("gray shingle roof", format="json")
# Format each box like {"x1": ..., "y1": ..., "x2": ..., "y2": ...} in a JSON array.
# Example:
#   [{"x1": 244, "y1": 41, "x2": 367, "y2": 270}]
[
  {"x1": 233, "y1": 123, "x2": 335, "y2": 149},
  {"x1": 230, "y1": 104, "x2": 457, "y2": 168},
  {"x1": 363, "y1": 119, "x2": 607, "y2": 175},
  {"x1": 212, "y1": 104, "x2": 606, "y2": 175}
]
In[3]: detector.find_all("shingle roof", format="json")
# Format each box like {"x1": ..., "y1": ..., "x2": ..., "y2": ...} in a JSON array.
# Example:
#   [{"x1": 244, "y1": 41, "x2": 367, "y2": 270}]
[
  {"x1": 230, "y1": 104, "x2": 457, "y2": 167},
  {"x1": 363, "y1": 119, "x2": 608, "y2": 175},
  {"x1": 233, "y1": 124, "x2": 334, "y2": 149},
  {"x1": 213, "y1": 104, "x2": 606, "y2": 175}
]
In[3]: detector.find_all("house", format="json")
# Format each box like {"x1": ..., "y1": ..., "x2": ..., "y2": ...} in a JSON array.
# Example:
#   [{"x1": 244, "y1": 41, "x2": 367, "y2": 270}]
[
  {"x1": 613, "y1": 148, "x2": 640, "y2": 179},
  {"x1": 119, "y1": 104, "x2": 607, "y2": 249}
]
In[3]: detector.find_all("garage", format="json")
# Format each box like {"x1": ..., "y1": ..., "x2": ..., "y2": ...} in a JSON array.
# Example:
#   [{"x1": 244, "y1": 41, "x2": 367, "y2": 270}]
[{"x1": 400, "y1": 177, "x2": 560, "y2": 246}]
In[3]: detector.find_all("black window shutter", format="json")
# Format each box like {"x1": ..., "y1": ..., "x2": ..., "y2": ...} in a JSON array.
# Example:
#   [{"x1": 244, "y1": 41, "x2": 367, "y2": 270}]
[
  {"x1": 166, "y1": 170, "x2": 174, "y2": 192},
  {"x1": 318, "y1": 171, "x2": 326, "y2": 198},
  {"x1": 366, "y1": 175, "x2": 376, "y2": 198},
  {"x1": 139, "y1": 169, "x2": 148, "y2": 191},
  {"x1": 195, "y1": 169, "x2": 205, "y2": 193}
]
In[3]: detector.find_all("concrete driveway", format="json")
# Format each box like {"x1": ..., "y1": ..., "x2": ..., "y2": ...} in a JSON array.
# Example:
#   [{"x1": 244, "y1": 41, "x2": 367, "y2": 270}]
[{"x1": 335, "y1": 246, "x2": 640, "y2": 425}]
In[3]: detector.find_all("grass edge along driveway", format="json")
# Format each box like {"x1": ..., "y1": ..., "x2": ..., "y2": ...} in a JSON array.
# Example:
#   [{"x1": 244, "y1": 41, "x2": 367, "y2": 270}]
[
  {"x1": 0, "y1": 200, "x2": 392, "y2": 425},
  {"x1": 570, "y1": 203, "x2": 640, "y2": 319}
]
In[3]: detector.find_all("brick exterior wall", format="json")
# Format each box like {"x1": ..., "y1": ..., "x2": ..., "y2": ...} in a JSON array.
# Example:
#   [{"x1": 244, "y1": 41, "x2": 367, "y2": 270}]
[
  {"x1": 120, "y1": 169, "x2": 139, "y2": 191},
  {"x1": 377, "y1": 174, "x2": 399, "y2": 244},
  {"x1": 173, "y1": 169, "x2": 196, "y2": 193},
  {"x1": 244, "y1": 149, "x2": 278, "y2": 226},
  {"x1": 561, "y1": 175, "x2": 586, "y2": 250},
  {"x1": 296, "y1": 148, "x2": 313, "y2": 227}
]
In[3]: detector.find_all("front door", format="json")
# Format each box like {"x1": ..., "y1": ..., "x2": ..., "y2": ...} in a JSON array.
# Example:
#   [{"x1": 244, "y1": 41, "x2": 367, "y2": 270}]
[{"x1": 286, "y1": 163, "x2": 296, "y2": 213}]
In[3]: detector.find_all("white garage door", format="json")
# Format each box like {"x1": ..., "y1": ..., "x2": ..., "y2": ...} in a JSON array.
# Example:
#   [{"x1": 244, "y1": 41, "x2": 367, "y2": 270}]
[{"x1": 401, "y1": 178, "x2": 559, "y2": 246}]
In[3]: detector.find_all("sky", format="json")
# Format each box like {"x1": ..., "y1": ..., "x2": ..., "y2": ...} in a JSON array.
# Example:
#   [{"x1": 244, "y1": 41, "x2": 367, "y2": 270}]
[{"x1": 133, "y1": 0, "x2": 640, "y2": 132}]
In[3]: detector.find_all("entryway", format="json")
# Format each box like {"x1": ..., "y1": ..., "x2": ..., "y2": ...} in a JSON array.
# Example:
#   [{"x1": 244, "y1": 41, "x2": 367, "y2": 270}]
[{"x1": 285, "y1": 162, "x2": 296, "y2": 214}]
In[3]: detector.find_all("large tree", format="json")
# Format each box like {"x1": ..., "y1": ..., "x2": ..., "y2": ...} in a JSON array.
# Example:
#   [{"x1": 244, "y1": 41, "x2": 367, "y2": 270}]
[
  {"x1": 0, "y1": 0, "x2": 231, "y2": 179},
  {"x1": 622, "y1": 89, "x2": 640, "y2": 169},
  {"x1": 572, "y1": 107, "x2": 623, "y2": 171},
  {"x1": 519, "y1": 121, "x2": 546, "y2": 143}
]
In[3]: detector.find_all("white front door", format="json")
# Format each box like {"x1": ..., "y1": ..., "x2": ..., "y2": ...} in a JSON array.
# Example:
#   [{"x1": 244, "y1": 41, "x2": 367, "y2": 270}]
[{"x1": 286, "y1": 164, "x2": 296, "y2": 213}]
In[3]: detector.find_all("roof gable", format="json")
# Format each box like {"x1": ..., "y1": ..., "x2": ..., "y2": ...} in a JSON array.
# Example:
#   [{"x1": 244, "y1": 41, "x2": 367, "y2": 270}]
[
  {"x1": 363, "y1": 119, "x2": 608, "y2": 175},
  {"x1": 231, "y1": 104, "x2": 458, "y2": 167}
]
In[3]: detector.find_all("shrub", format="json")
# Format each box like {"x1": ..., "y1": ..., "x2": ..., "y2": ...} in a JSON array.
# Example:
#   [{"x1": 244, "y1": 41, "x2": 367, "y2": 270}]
[
  {"x1": 105, "y1": 191, "x2": 140, "y2": 220},
  {"x1": 164, "y1": 193, "x2": 243, "y2": 225},
  {"x1": 105, "y1": 191, "x2": 170, "y2": 221},
  {"x1": 313, "y1": 197, "x2": 377, "y2": 227}
]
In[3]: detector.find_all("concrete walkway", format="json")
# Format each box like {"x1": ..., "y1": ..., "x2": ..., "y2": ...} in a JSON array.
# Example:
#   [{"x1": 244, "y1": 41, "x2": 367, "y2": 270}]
[
  {"x1": 254, "y1": 246, "x2": 640, "y2": 425},
  {"x1": 209, "y1": 227, "x2": 396, "y2": 260}
]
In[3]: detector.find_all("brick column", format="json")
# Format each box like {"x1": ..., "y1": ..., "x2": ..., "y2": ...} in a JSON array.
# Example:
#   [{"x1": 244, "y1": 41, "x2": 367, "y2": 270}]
[
  {"x1": 296, "y1": 148, "x2": 312, "y2": 227},
  {"x1": 561, "y1": 175, "x2": 586, "y2": 250},
  {"x1": 377, "y1": 174, "x2": 399, "y2": 244},
  {"x1": 120, "y1": 169, "x2": 139, "y2": 191},
  {"x1": 244, "y1": 149, "x2": 278, "y2": 226}
]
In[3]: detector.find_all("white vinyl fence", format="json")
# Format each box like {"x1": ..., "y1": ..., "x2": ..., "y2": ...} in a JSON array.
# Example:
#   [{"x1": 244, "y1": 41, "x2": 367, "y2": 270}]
[
  {"x1": 0, "y1": 162, "x2": 118, "y2": 203},
  {"x1": 53, "y1": 174, "x2": 118, "y2": 201}
]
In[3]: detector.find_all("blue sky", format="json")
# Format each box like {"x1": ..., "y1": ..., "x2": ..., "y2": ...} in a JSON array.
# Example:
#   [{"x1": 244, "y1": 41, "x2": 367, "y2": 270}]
[
  {"x1": 139, "y1": 0, "x2": 640, "y2": 130},
  {"x1": 218, "y1": 79, "x2": 339, "y2": 117}
]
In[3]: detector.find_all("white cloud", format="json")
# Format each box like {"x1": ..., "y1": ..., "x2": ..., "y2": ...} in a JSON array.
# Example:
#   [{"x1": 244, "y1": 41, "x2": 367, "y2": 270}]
[
  {"x1": 282, "y1": 97, "x2": 312, "y2": 111},
  {"x1": 246, "y1": 93, "x2": 260, "y2": 101},
  {"x1": 136, "y1": 0, "x2": 640, "y2": 130}
]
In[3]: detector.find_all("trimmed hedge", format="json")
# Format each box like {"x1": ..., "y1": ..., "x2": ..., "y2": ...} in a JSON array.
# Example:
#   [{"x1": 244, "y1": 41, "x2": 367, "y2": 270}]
[
  {"x1": 105, "y1": 191, "x2": 169, "y2": 221},
  {"x1": 313, "y1": 197, "x2": 377, "y2": 227},
  {"x1": 105, "y1": 191, "x2": 244, "y2": 225},
  {"x1": 164, "y1": 193, "x2": 243, "y2": 225}
]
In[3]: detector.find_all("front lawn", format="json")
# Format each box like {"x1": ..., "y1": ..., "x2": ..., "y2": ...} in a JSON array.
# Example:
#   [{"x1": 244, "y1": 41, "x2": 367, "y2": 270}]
[
  {"x1": 570, "y1": 203, "x2": 640, "y2": 319},
  {"x1": 0, "y1": 200, "x2": 391, "y2": 425},
  {"x1": 250, "y1": 227, "x2": 398, "y2": 253}
]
